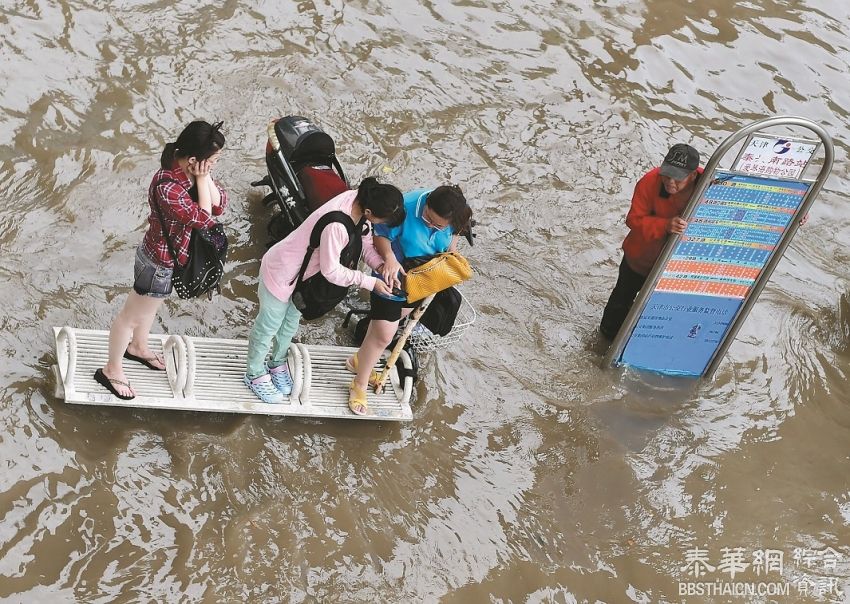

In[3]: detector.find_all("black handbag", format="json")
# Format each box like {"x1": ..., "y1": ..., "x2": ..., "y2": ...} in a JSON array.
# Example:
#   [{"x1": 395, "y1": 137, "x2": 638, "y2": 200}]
[
  {"x1": 151, "y1": 179, "x2": 228, "y2": 300},
  {"x1": 290, "y1": 211, "x2": 365, "y2": 320},
  {"x1": 419, "y1": 286, "x2": 462, "y2": 336}
]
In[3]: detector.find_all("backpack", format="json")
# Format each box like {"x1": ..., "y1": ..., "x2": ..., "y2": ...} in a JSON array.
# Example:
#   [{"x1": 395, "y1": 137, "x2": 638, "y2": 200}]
[
  {"x1": 289, "y1": 211, "x2": 366, "y2": 320},
  {"x1": 150, "y1": 179, "x2": 228, "y2": 300}
]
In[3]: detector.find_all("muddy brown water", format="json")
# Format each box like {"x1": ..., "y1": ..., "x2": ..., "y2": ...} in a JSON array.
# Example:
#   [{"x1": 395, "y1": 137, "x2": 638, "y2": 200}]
[{"x1": 1, "y1": 1, "x2": 849, "y2": 602}]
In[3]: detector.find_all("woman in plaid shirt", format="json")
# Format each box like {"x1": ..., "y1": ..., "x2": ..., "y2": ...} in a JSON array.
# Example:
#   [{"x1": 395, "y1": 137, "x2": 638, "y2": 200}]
[{"x1": 94, "y1": 121, "x2": 227, "y2": 400}]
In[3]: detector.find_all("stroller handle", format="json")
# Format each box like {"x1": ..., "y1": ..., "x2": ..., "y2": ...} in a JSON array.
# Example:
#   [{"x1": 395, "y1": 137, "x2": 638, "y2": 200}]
[{"x1": 267, "y1": 121, "x2": 281, "y2": 152}]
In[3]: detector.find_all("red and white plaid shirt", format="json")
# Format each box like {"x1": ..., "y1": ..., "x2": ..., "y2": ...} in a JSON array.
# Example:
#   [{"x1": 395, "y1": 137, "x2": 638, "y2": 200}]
[{"x1": 142, "y1": 165, "x2": 227, "y2": 268}]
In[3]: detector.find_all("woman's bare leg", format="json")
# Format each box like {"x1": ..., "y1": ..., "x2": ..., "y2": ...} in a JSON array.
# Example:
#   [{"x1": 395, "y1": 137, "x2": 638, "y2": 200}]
[
  {"x1": 126, "y1": 295, "x2": 166, "y2": 369},
  {"x1": 354, "y1": 309, "x2": 412, "y2": 391},
  {"x1": 101, "y1": 291, "x2": 165, "y2": 396}
]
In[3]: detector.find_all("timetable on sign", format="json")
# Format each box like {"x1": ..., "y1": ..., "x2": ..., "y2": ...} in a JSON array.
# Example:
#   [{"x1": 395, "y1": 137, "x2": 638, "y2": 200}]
[{"x1": 619, "y1": 173, "x2": 810, "y2": 375}]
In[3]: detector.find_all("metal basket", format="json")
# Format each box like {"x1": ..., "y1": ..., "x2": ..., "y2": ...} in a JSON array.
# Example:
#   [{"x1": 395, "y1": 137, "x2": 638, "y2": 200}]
[{"x1": 405, "y1": 289, "x2": 477, "y2": 354}]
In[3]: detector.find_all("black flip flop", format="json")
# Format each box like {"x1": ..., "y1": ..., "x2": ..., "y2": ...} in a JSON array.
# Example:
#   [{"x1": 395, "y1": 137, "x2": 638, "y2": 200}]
[
  {"x1": 94, "y1": 369, "x2": 135, "y2": 400},
  {"x1": 123, "y1": 350, "x2": 165, "y2": 371}
]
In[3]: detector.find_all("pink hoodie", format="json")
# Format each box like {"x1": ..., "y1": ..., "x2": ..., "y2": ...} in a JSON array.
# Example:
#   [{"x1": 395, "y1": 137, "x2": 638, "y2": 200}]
[{"x1": 260, "y1": 190, "x2": 383, "y2": 302}]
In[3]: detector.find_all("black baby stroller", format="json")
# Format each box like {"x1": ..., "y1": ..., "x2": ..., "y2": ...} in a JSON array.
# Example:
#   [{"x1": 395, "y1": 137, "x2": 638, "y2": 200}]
[{"x1": 251, "y1": 116, "x2": 351, "y2": 245}]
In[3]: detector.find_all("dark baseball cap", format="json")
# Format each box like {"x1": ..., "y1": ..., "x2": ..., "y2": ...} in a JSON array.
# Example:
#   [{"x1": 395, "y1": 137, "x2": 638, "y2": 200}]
[{"x1": 660, "y1": 144, "x2": 700, "y2": 180}]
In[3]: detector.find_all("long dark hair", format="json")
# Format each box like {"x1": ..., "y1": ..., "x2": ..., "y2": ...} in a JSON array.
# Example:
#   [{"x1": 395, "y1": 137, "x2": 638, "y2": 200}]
[
  {"x1": 356, "y1": 177, "x2": 405, "y2": 226},
  {"x1": 426, "y1": 185, "x2": 472, "y2": 233},
  {"x1": 160, "y1": 120, "x2": 226, "y2": 169}
]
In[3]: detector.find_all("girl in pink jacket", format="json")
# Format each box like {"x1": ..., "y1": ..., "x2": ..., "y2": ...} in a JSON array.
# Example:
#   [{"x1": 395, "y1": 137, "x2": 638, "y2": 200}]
[{"x1": 245, "y1": 178, "x2": 404, "y2": 405}]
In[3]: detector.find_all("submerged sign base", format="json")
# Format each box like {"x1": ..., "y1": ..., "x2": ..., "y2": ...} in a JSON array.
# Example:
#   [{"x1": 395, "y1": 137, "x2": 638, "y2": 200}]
[{"x1": 619, "y1": 292, "x2": 742, "y2": 376}]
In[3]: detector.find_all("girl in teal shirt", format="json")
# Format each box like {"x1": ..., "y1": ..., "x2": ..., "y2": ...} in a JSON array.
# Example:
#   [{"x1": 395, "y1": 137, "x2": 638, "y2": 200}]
[{"x1": 347, "y1": 185, "x2": 472, "y2": 415}]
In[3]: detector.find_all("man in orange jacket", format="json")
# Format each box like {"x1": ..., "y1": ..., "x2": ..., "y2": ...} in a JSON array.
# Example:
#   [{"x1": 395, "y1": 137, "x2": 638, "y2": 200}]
[{"x1": 600, "y1": 143, "x2": 703, "y2": 340}]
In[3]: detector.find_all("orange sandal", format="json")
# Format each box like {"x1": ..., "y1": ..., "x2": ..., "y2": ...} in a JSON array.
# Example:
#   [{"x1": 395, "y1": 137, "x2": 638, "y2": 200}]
[
  {"x1": 348, "y1": 380, "x2": 369, "y2": 416},
  {"x1": 345, "y1": 353, "x2": 381, "y2": 389}
]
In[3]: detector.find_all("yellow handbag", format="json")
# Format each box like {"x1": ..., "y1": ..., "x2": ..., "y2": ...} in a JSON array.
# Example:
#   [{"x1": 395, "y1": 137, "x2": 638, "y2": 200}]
[{"x1": 403, "y1": 252, "x2": 473, "y2": 303}]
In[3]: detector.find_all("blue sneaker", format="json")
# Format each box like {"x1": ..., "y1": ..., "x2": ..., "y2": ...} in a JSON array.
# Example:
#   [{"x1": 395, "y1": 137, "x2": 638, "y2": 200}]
[
  {"x1": 267, "y1": 362, "x2": 293, "y2": 395},
  {"x1": 244, "y1": 373, "x2": 284, "y2": 404}
]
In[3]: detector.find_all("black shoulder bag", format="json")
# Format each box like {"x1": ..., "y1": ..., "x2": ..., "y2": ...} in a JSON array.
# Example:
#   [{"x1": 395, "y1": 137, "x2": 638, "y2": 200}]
[
  {"x1": 290, "y1": 211, "x2": 366, "y2": 320},
  {"x1": 150, "y1": 179, "x2": 229, "y2": 300}
]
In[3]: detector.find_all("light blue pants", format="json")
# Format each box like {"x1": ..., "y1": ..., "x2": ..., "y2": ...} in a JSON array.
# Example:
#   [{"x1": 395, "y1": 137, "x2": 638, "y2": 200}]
[{"x1": 246, "y1": 281, "x2": 302, "y2": 378}]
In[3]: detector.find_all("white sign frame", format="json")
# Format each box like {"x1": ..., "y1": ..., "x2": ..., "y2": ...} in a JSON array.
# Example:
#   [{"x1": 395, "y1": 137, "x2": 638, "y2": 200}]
[{"x1": 732, "y1": 135, "x2": 819, "y2": 180}]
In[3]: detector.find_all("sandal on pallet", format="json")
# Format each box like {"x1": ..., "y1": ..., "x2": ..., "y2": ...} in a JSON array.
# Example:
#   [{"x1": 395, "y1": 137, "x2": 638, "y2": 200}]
[
  {"x1": 348, "y1": 380, "x2": 369, "y2": 416},
  {"x1": 94, "y1": 369, "x2": 135, "y2": 400},
  {"x1": 123, "y1": 350, "x2": 165, "y2": 371},
  {"x1": 345, "y1": 353, "x2": 381, "y2": 389}
]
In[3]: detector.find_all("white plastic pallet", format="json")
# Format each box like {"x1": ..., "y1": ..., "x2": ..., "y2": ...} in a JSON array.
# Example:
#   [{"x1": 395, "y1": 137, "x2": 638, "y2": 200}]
[
  {"x1": 51, "y1": 326, "x2": 413, "y2": 421},
  {"x1": 296, "y1": 344, "x2": 412, "y2": 420}
]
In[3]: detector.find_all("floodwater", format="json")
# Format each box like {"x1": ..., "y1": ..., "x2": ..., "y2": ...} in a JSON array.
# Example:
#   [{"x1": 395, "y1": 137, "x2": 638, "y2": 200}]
[{"x1": 1, "y1": 0, "x2": 849, "y2": 602}]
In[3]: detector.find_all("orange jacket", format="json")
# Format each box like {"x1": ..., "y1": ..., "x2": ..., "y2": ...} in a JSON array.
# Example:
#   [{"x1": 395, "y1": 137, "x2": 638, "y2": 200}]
[{"x1": 622, "y1": 167, "x2": 703, "y2": 275}]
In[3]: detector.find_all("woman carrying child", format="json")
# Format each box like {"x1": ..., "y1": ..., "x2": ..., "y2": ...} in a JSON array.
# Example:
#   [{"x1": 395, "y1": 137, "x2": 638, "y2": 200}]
[{"x1": 244, "y1": 178, "x2": 404, "y2": 405}]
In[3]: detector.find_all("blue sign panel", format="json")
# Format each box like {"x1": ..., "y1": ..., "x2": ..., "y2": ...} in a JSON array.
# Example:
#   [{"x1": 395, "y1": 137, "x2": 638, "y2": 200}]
[
  {"x1": 620, "y1": 292, "x2": 743, "y2": 375},
  {"x1": 617, "y1": 172, "x2": 810, "y2": 376}
]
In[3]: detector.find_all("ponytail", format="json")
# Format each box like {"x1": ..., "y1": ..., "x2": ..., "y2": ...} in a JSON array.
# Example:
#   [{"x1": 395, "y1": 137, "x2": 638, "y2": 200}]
[
  {"x1": 426, "y1": 185, "x2": 472, "y2": 233},
  {"x1": 160, "y1": 142, "x2": 178, "y2": 169},
  {"x1": 357, "y1": 177, "x2": 405, "y2": 226}
]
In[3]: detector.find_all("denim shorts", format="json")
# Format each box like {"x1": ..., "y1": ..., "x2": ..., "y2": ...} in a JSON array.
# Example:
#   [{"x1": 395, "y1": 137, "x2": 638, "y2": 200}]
[{"x1": 133, "y1": 245, "x2": 173, "y2": 298}]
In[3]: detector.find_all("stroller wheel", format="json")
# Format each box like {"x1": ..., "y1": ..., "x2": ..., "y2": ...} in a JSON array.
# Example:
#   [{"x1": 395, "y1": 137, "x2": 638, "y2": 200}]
[
  {"x1": 261, "y1": 192, "x2": 280, "y2": 208},
  {"x1": 267, "y1": 211, "x2": 297, "y2": 245}
]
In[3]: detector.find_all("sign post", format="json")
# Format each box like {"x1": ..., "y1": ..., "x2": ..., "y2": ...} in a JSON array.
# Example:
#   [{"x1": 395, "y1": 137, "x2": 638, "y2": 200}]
[{"x1": 603, "y1": 116, "x2": 834, "y2": 378}]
